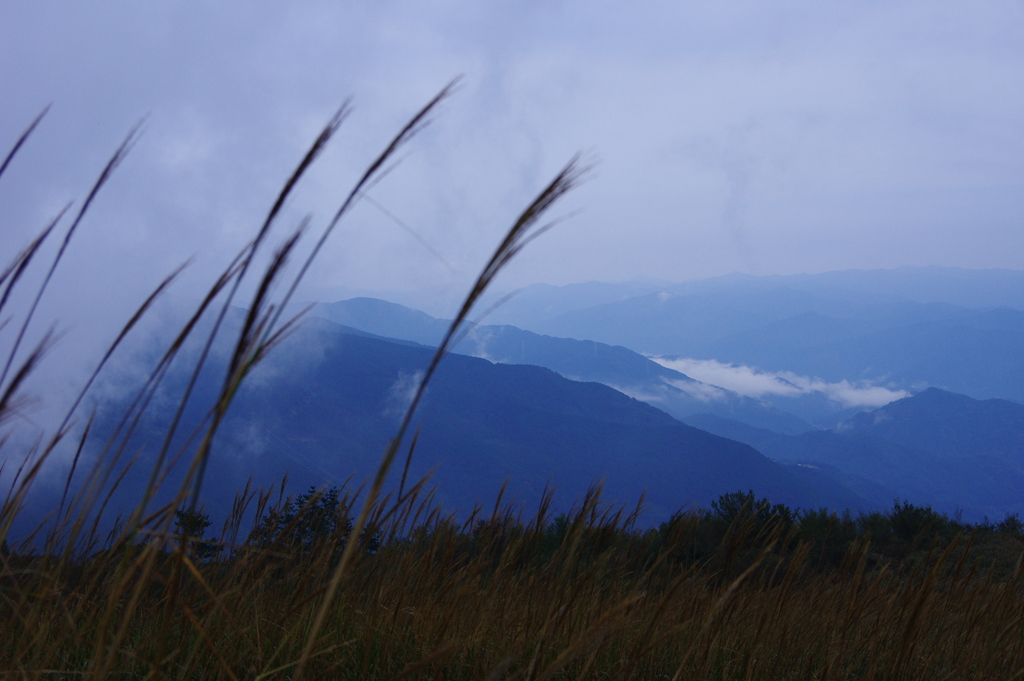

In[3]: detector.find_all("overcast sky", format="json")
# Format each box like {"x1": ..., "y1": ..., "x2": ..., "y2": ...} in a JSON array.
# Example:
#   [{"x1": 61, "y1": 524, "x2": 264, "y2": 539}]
[{"x1": 2, "y1": 1, "x2": 1023, "y2": 327}]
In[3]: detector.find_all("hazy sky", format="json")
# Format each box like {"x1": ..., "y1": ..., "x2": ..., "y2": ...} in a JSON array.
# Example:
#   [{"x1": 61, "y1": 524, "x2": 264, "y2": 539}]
[{"x1": 2, "y1": 0, "x2": 1023, "y2": 326}]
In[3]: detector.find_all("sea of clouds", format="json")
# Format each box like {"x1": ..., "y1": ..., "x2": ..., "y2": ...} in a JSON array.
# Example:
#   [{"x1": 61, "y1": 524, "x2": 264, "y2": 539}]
[{"x1": 652, "y1": 357, "x2": 908, "y2": 409}]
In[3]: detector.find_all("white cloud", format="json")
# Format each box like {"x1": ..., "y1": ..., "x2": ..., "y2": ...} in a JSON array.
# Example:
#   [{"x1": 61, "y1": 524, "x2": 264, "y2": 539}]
[
  {"x1": 661, "y1": 378, "x2": 729, "y2": 403},
  {"x1": 655, "y1": 358, "x2": 801, "y2": 398},
  {"x1": 652, "y1": 357, "x2": 908, "y2": 408},
  {"x1": 385, "y1": 370, "x2": 425, "y2": 419},
  {"x1": 609, "y1": 384, "x2": 668, "y2": 404}
]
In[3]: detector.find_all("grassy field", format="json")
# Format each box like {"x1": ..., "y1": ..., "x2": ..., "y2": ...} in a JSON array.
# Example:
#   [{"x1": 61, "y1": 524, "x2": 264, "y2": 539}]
[
  {"x1": 2, "y1": 93, "x2": 1023, "y2": 679},
  {"x1": 2, "y1": 485, "x2": 1024, "y2": 679}
]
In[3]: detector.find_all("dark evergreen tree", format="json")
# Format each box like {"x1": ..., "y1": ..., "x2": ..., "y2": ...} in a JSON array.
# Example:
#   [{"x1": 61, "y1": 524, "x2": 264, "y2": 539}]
[{"x1": 174, "y1": 508, "x2": 217, "y2": 560}]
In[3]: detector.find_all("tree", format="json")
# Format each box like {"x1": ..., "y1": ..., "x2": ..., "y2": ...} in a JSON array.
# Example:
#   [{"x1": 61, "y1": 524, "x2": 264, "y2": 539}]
[
  {"x1": 251, "y1": 486, "x2": 355, "y2": 557},
  {"x1": 888, "y1": 499, "x2": 946, "y2": 544},
  {"x1": 710, "y1": 490, "x2": 795, "y2": 527},
  {"x1": 174, "y1": 508, "x2": 217, "y2": 560}
]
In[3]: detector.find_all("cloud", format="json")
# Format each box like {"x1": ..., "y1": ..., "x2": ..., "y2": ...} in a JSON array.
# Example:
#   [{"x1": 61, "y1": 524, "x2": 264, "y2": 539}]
[
  {"x1": 652, "y1": 357, "x2": 908, "y2": 408},
  {"x1": 385, "y1": 370, "x2": 425, "y2": 420},
  {"x1": 608, "y1": 384, "x2": 670, "y2": 404},
  {"x1": 655, "y1": 358, "x2": 802, "y2": 398},
  {"x1": 661, "y1": 378, "x2": 729, "y2": 403},
  {"x1": 4, "y1": 0, "x2": 1023, "y2": 311}
]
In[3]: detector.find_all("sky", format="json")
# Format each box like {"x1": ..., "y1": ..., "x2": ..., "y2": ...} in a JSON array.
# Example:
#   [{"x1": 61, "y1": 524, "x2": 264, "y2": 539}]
[{"x1": 1, "y1": 1, "x2": 1023, "y2": 411}]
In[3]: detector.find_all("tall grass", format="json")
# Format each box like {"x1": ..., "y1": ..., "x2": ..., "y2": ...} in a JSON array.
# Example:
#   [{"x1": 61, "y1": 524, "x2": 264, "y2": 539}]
[
  {"x1": 1, "y1": 92, "x2": 1023, "y2": 679},
  {"x1": 3, "y1": 479, "x2": 1024, "y2": 679}
]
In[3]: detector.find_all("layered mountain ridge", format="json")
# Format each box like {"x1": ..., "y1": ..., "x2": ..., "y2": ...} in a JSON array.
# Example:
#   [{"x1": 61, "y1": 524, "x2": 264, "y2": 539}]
[
  {"x1": 685, "y1": 388, "x2": 1024, "y2": 521},
  {"x1": 314, "y1": 297, "x2": 816, "y2": 433},
  {"x1": 37, "y1": 267, "x2": 1022, "y2": 534},
  {"x1": 70, "y1": 318, "x2": 867, "y2": 529}
]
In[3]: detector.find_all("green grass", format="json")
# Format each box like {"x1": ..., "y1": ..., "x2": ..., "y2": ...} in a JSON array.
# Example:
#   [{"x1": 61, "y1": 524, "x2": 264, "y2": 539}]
[{"x1": 1, "y1": 90, "x2": 1023, "y2": 679}]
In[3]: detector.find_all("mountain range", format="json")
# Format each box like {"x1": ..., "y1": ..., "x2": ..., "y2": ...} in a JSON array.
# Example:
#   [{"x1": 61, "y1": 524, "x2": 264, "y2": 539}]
[
  {"x1": 313, "y1": 297, "x2": 817, "y2": 433},
  {"x1": 480, "y1": 267, "x2": 1024, "y2": 328},
  {"x1": 475, "y1": 269, "x2": 1024, "y2": 407},
  {"x1": 685, "y1": 388, "x2": 1024, "y2": 521},
  {"x1": 301, "y1": 267, "x2": 1024, "y2": 522},
  {"x1": 67, "y1": 318, "x2": 866, "y2": 529},
  {"x1": 27, "y1": 267, "x2": 1022, "y2": 533}
]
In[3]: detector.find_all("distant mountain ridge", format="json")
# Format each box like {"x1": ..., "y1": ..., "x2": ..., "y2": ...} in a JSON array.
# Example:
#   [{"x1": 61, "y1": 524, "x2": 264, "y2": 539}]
[
  {"x1": 489, "y1": 274, "x2": 1024, "y2": 406},
  {"x1": 480, "y1": 267, "x2": 1024, "y2": 329},
  {"x1": 842, "y1": 388, "x2": 1024, "y2": 464},
  {"x1": 684, "y1": 388, "x2": 1024, "y2": 521},
  {"x1": 69, "y1": 320, "x2": 869, "y2": 531},
  {"x1": 314, "y1": 268, "x2": 1024, "y2": 423},
  {"x1": 24, "y1": 267, "x2": 1021, "y2": 536},
  {"x1": 314, "y1": 298, "x2": 815, "y2": 434}
]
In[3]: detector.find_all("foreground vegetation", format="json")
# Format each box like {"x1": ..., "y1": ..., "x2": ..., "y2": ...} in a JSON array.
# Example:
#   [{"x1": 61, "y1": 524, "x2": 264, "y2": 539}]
[
  {"x1": 2, "y1": 486, "x2": 1024, "y2": 679},
  {"x1": 3, "y1": 92, "x2": 1023, "y2": 679}
]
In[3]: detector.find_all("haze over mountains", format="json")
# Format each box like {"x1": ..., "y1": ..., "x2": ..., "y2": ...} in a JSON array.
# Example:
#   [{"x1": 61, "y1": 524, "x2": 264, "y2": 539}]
[
  {"x1": 479, "y1": 267, "x2": 1024, "y2": 328},
  {"x1": 479, "y1": 267, "x2": 1024, "y2": 408},
  {"x1": 314, "y1": 266, "x2": 1024, "y2": 427},
  {"x1": 299, "y1": 267, "x2": 1024, "y2": 521},
  {"x1": 68, "y1": 318, "x2": 866, "y2": 531},
  {"x1": 313, "y1": 297, "x2": 816, "y2": 433},
  {"x1": 685, "y1": 388, "x2": 1024, "y2": 521},
  {"x1": 50, "y1": 267, "x2": 1024, "y2": 530}
]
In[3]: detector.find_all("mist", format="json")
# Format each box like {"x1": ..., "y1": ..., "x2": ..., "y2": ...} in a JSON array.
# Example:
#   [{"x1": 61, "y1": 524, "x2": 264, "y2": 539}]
[{"x1": 655, "y1": 357, "x2": 909, "y2": 409}]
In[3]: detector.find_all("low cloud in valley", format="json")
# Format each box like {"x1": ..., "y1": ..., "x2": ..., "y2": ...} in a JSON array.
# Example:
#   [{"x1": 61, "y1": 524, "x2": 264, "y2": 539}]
[{"x1": 654, "y1": 357, "x2": 909, "y2": 409}]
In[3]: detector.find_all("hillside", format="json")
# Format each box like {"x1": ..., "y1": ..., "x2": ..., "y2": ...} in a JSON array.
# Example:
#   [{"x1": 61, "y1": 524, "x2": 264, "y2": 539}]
[
  {"x1": 76, "y1": 319, "x2": 867, "y2": 528},
  {"x1": 684, "y1": 388, "x2": 1024, "y2": 520},
  {"x1": 314, "y1": 298, "x2": 814, "y2": 434},
  {"x1": 842, "y1": 387, "x2": 1024, "y2": 464},
  {"x1": 478, "y1": 270, "x2": 1024, "y2": 406}
]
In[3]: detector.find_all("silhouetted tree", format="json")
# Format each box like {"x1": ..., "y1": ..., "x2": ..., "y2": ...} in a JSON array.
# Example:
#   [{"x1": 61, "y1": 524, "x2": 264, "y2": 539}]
[{"x1": 174, "y1": 508, "x2": 217, "y2": 560}]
